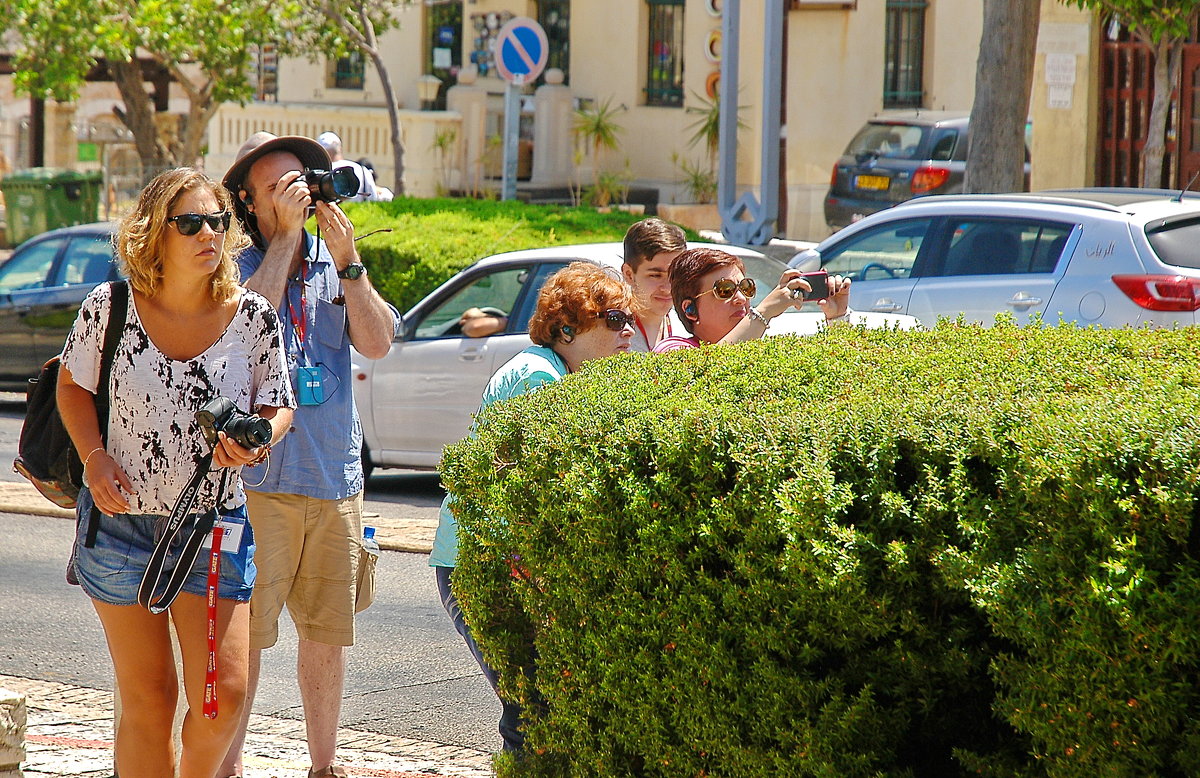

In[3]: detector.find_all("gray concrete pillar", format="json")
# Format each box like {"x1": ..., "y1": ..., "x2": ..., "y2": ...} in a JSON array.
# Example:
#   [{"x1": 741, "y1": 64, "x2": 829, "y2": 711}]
[
  {"x1": 532, "y1": 69, "x2": 573, "y2": 187},
  {"x1": 446, "y1": 66, "x2": 489, "y2": 196}
]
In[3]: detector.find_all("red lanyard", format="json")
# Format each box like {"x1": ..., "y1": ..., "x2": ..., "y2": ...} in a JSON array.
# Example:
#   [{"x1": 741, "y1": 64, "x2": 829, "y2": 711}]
[
  {"x1": 203, "y1": 525, "x2": 222, "y2": 719},
  {"x1": 287, "y1": 277, "x2": 308, "y2": 362},
  {"x1": 635, "y1": 316, "x2": 671, "y2": 349}
]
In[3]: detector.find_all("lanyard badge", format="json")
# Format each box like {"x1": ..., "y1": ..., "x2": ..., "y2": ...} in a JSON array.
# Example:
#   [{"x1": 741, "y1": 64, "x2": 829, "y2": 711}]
[{"x1": 289, "y1": 277, "x2": 325, "y2": 406}]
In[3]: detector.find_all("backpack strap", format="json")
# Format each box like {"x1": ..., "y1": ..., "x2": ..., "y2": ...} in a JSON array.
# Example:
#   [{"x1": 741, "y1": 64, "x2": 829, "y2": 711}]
[{"x1": 84, "y1": 280, "x2": 129, "y2": 548}]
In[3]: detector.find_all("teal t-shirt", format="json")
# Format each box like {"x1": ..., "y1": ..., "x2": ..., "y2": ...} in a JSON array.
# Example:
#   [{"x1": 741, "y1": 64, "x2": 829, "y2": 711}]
[{"x1": 429, "y1": 345, "x2": 568, "y2": 567}]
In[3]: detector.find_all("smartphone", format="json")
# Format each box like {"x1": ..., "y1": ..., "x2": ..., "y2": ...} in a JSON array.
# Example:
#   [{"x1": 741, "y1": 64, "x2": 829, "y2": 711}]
[{"x1": 800, "y1": 271, "x2": 830, "y2": 301}]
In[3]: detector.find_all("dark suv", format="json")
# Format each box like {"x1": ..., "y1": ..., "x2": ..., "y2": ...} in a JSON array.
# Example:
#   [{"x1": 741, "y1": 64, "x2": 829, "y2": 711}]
[{"x1": 825, "y1": 112, "x2": 979, "y2": 231}]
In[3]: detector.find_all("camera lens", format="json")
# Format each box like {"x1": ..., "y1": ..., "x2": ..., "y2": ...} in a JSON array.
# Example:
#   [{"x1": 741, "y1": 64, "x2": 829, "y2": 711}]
[
  {"x1": 330, "y1": 168, "x2": 359, "y2": 200},
  {"x1": 303, "y1": 168, "x2": 360, "y2": 203},
  {"x1": 225, "y1": 415, "x2": 272, "y2": 449}
]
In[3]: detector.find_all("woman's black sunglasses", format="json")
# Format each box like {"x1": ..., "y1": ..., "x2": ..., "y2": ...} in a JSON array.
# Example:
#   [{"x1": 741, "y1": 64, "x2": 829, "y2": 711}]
[
  {"x1": 167, "y1": 211, "x2": 232, "y2": 236},
  {"x1": 597, "y1": 309, "x2": 635, "y2": 331},
  {"x1": 698, "y1": 277, "x2": 756, "y2": 301}
]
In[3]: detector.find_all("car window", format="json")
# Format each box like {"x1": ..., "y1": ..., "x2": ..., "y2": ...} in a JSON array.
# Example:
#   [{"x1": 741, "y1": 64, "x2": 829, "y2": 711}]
[
  {"x1": 413, "y1": 266, "x2": 531, "y2": 339},
  {"x1": 929, "y1": 129, "x2": 958, "y2": 162},
  {"x1": 941, "y1": 220, "x2": 1074, "y2": 276},
  {"x1": 846, "y1": 123, "x2": 926, "y2": 161},
  {"x1": 0, "y1": 238, "x2": 65, "y2": 293},
  {"x1": 53, "y1": 235, "x2": 115, "y2": 286},
  {"x1": 1146, "y1": 217, "x2": 1200, "y2": 270},
  {"x1": 739, "y1": 255, "x2": 791, "y2": 305},
  {"x1": 821, "y1": 219, "x2": 932, "y2": 281}
]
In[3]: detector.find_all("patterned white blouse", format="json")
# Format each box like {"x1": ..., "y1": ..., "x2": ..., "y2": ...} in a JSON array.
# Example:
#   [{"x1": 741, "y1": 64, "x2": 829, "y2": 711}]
[{"x1": 62, "y1": 282, "x2": 295, "y2": 516}]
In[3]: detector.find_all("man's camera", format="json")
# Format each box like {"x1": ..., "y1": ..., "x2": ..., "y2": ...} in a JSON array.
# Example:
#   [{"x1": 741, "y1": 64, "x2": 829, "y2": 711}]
[
  {"x1": 303, "y1": 168, "x2": 360, "y2": 203},
  {"x1": 196, "y1": 397, "x2": 272, "y2": 451}
]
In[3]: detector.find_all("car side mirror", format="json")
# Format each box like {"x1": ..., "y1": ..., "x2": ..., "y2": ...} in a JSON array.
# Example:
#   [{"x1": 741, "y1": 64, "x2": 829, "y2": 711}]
[{"x1": 788, "y1": 248, "x2": 821, "y2": 272}]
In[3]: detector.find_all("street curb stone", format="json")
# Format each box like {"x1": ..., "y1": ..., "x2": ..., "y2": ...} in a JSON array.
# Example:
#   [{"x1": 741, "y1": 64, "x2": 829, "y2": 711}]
[{"x1": 0, "y1": 481, "x2": 437, "y2": 554}]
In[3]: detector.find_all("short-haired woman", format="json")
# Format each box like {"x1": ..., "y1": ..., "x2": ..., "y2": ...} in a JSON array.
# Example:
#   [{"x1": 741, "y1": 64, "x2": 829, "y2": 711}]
[
  {"x1": 430, "y1": 261, "x2": 635, "y2": 754},
  {"x1": 653, "y1": 247, "x2": 851, "y2": 352},
  {"x1": 57, "y1": 167, "x2": 295, "y2": 777}
]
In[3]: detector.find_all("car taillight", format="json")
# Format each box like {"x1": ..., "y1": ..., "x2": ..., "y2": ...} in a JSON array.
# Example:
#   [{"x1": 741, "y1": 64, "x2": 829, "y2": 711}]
[
  {"x1": 830, "y1": 163, "x2": 839, "y2": 188},
  {"x1": 1111, "y1": 274, "x2": 1200, "y2": 311},
  {"x1": 911, "y1": 166, "x2": 950, "y2": 194}
]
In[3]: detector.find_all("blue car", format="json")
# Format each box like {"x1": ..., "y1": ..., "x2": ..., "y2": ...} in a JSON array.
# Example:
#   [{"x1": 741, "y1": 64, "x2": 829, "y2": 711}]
[{"x1": 0, "y1": 222, "x2": 119, "y2": 392}]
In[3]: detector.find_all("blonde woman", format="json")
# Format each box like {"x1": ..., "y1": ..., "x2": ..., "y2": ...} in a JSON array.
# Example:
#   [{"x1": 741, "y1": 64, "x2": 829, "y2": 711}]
[{"x1": 57, "y1": 167, "x2": 294, "y2": 778}]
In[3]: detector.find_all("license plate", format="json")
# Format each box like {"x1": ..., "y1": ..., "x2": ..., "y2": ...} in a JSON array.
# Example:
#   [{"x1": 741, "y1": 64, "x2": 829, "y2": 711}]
[{"x1": 855, "y1": 174, "x2": 890, "y2": 191}]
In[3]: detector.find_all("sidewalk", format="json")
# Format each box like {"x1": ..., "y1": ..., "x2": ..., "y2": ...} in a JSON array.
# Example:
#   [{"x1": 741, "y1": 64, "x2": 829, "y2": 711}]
[
  {"x1": 3, "y1": 674, "x2": 492, "y2": 778},
  {"x1": 0, "y1": 481, "x2": 437, "y2": 553},
  {"x1": 1, "y1": 483, "x2": 473, "y2": 777}
]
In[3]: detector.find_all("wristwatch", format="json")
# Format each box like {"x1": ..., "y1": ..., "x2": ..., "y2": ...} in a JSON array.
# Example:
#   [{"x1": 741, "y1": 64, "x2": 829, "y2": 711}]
[{"x1": 337, "y1": 263, "x2": 366, "y2": 280}]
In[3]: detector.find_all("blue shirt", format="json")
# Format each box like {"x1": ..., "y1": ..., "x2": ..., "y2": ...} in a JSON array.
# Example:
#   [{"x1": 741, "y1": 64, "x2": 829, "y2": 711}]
[
  {"x1": 237, "y1": 232, "x2": 401, "y2": 500},
  {"x1": 429, "y1": 345, "x2": 568, "y2": 567}
]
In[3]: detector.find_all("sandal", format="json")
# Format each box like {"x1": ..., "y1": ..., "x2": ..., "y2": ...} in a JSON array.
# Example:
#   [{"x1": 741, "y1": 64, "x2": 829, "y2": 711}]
[{"x1": 308, "y1": 767, "x2": 349, "y2": 778}]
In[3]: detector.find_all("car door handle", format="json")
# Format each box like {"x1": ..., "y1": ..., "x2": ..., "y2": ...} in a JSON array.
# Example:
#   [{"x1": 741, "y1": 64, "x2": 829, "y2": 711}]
[
  {"x1": 1006, "y1": 293, "x2": 1042, "y2": 310},
  {"x1": 459, "y1": 345, "x2": 486, "y2": 362},
  {"x1": 869, "y1": 299, "x2": 905, "y2": 313}
]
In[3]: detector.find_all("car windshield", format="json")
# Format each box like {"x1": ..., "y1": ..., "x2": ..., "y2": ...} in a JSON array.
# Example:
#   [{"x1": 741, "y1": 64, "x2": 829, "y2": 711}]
[
  {"x1": 1146, "y1": 217, "x2": 1200, "y2": 270},
  {"x1": 845, "y1": 123, "x2": 927, "y2": 161}
]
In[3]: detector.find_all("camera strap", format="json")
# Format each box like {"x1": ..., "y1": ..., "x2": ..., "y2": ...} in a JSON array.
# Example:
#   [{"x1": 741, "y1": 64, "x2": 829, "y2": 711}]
[{"x1": 137, "y1": 453, "x2": 229, "y2": 615}]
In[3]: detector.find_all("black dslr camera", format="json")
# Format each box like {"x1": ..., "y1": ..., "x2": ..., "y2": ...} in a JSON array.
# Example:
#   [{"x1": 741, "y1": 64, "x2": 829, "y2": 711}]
[
  {"x1": 303, "y1": 167, "x2": 360, "y2": 203},
  {"x1": 196, "y1": 397, "x2": 272, "y2": 451}
]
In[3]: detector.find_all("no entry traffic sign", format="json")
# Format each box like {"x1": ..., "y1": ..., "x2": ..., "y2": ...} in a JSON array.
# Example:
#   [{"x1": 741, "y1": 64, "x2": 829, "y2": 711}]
[{"x1": 494, "y1": 17, "x2": 549, "y2": 85}]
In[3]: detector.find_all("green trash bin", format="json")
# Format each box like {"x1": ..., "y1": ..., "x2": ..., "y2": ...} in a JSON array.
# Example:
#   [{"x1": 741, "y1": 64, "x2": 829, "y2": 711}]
[{"x1": 1, "y1": 168, "x2": 102, "y2": 246}]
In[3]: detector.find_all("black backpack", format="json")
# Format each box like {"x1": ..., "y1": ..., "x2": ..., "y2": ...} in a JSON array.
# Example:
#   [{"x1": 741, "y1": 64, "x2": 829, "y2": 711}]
[{"x1": 13, "y1": 281, "x2": 129, "y2": 510}]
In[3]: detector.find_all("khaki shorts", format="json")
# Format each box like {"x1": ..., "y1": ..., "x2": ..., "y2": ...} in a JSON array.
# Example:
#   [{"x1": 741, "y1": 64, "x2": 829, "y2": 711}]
[{"x1": 246, "y1": 490, "x2": 363, "y2": 650}]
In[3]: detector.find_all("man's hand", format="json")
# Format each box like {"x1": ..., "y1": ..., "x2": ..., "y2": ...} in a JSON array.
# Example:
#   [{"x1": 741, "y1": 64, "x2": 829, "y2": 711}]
[
  {"x1": 273, "y1": 170, "x2": 312, "y2": 235},
  {"x1": 314, "y1": 201, "x2": 357, "y2": 270}
]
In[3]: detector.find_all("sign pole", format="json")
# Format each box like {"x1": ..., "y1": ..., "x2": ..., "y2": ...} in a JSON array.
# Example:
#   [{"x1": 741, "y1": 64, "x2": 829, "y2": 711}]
[{"x1": 501, "y1": 76, "x2": 522, "y2": 202}]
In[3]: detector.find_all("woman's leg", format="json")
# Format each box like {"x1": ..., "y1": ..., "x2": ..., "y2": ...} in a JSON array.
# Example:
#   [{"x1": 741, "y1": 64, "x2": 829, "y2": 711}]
[
  {"x1": 92, "y1": 600, "x2": 177, "y2": 777},
  {"x1": 170, "y1": 591, "x2": 251, "y2": 778}
]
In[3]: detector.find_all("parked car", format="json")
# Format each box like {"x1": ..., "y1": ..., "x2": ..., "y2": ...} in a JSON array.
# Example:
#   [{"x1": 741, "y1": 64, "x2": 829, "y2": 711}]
[
  {"x1": 791, "y1": 188, "x2": 1200, "y2": 329},
  {"x1": 0, "y1": 222, "x2": 119, "y2": 392},
  {"x1": 824, "y1": 111, "x2": 1031, "y2": 231},
  {"x1": 354, "y1": 242, "x2": 917, "y2": 474}
]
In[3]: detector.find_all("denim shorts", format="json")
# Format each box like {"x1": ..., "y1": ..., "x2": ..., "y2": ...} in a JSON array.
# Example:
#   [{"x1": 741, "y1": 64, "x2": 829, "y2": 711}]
[{"x1": 73, "y1": 488, "x2": 256, "y2": 606}]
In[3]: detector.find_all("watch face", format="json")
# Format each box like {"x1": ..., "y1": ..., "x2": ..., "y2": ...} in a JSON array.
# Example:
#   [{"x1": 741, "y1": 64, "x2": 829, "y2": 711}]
[{"x1": 339, "y1": 264, "x2": 365, "y2": 280}]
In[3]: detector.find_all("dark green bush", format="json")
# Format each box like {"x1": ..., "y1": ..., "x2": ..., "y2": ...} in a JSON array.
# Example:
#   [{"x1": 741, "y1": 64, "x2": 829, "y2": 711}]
[
  {"x1": 443, "y1": 322, "x2": 1200, "y2": 777},
  {"x1": 344, "y1": 198, "x2": 681, "y2": 313}
]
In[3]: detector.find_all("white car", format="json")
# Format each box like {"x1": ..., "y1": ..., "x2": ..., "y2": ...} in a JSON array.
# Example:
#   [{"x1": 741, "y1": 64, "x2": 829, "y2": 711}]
[
  {"x1": 354, "y1": 242, "x2": 918, "y2": 474},
  {"x1": 791, "y1": 188, "x2": 1200, "y2": 328}
]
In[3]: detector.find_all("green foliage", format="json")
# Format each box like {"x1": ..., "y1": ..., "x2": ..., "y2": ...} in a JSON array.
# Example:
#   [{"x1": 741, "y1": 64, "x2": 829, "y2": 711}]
[
  {"x1": 343, "y1": 197, "x2": 691, "y2": 313},
  {"x1": 445, "y1": 321, "x2": 1200, "y2": 776},
  {"x1": 573, "y1": 98, "x2": 626, "y2": 191},
  {"x1": 1061, "y1": 0, "x2": 1200, "y2": 46},
  {"x1": 671, "y1": 152, "x2": 717, "y2": 204},
  {"x1": 684, "y1": 90, "x2": 747, "y2": 166}
]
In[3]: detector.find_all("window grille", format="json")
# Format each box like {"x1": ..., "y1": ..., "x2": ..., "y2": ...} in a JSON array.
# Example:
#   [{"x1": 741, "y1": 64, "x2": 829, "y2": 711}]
[{"x1": 884, "y1": 0, "x2": 926, "y2": 108}]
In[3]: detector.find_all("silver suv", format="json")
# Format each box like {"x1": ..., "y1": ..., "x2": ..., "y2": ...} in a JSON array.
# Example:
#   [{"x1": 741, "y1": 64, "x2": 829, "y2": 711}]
[{"x1": 790, "y1": 189, "x2": 1200, "y2": 328}]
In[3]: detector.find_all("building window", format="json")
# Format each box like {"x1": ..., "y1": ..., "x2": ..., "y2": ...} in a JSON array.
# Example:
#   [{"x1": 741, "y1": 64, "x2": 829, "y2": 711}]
[
  {"x1": 884, "y1": 0, "x2": 926, "y2": 108},
  {"x1": 330, "y1": 51, "x2": 365, "y2": 90},
  {"x1": 646, "y1": 0, "x2": 684, "y2": 107},
  {"x1": 537, "y1": 0, "x2": 570, "y2": 84},
  {"x1": 425, "y1": 0, "x2": 462, "y2": 110},
  {"x1": 249, "y1": 44, "x2": 278, "y2": 102}
]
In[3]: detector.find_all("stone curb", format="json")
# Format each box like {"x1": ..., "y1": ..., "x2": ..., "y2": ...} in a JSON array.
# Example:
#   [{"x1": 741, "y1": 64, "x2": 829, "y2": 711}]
[{"x1": 0, "y1": 481, "x2": 437, "y2": 554}]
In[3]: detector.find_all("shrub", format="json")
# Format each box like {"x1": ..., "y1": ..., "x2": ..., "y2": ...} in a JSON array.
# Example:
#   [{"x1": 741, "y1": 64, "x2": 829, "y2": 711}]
[
  {"x1": 444, "y1": 321, "x2": 1200, "y2": 776},
  {"x1": 343, "y1": 198, "x2": 682, "y2": 313}
]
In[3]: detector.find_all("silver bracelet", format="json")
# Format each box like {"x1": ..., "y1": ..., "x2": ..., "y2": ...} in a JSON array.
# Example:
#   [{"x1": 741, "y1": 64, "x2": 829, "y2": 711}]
[
  {"x1": 83, "y1": 447, "x2": 105, "y2": 468},
  {"x1": 746, "y1": 308, "x2": 771, "y2": 329},
  {"x1": 825, "y1": 308, "x2": 854, "y2": 323}
]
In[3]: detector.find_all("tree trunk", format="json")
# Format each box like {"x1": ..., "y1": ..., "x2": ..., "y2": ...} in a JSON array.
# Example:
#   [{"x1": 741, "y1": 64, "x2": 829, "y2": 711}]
[
  {"x1": 965, "y1": 0, "x2": 1041, "y2": 194},
  {"x1": 108, "y1": 57, "x2": 172, "y2": 182},
  {"x1": 368, "y1": 48, "x2": 406, "y2": 196},
  {"x1": 1142, "y1": 36, "x2": 1182, "y2": 188}
]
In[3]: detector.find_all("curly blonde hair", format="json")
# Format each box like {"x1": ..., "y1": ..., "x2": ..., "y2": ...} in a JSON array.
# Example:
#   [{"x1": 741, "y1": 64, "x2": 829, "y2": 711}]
[
  {"x1": 116, "y1": 167, "x2": 249, "y2": 302},
  {"x1": 528, "y1": 261, "x2": 634, "y2": 347}
]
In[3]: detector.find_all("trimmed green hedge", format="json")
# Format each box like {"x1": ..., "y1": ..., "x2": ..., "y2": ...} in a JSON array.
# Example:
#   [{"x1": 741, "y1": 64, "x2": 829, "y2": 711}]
[
  {"x1": 344, "y1": 198, "x2": 681, "y2": 313},
  {"x1": 443, "y1": 321, "x2": 1200, "y2": 776}
]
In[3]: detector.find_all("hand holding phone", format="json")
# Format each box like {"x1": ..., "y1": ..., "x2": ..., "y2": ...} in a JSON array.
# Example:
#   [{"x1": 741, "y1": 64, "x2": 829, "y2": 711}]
[{"x1": 790, "y1": 270, "x2": 829, "y2": 301}]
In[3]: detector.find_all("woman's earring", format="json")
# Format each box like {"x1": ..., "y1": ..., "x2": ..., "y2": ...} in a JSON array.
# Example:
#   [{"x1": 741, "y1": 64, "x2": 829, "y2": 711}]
[
  {"x1": 561, "y1": 325, "x2": 575, "y2": 344},
  {"x1": 683, "y1": 300, "x2": 697, "y2": 320}
]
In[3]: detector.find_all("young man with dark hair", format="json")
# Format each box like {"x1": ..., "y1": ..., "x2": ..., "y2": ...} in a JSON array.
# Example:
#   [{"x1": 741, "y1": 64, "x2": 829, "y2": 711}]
[{"x1": 621, "y1": 218, "x2": 687, "y2": 351}]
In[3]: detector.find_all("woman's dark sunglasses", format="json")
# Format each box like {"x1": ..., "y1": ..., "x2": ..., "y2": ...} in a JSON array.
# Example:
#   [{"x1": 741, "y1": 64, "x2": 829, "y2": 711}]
[
  {"x1": 597, "y1": 309, "x2": 635, "y2": 331},
  {"x1": 698, "y1": 277, "x2": 756, "y2": 300},
  {"x1": 167, "y1": 211, "x2": 232, "y2": 236}
]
